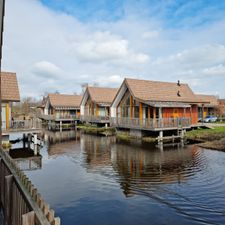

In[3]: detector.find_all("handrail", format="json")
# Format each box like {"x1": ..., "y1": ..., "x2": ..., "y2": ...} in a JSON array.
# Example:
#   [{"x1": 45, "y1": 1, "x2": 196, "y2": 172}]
[
  {"x1": 110, "y1": 117, "x2": 191, "y2": 130},
  {"x1": 2, "y1": 119, "x2": 42, "y2": 132},
  {"x1": 80, "y1": 115, "x2": 110, "y2": 123},
  {"x1": 39, "y1": 114, "x2": 79, "y2": 120},
  {"x1": 0, "y1": 149, "x2": 60, "y2": 225}
]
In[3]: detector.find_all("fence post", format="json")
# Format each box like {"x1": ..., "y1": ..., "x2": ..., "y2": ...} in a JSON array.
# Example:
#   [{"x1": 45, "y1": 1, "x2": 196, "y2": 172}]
[
  {"x1": 22, "y1": 211, "x2": 35, "y2": 225},
  {"x1": 4, "y1": 175, "x2": 13, "y2": 225}
]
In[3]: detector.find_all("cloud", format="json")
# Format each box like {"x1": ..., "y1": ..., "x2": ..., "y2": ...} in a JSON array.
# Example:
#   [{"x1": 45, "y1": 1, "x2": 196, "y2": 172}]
[
  {"x1": 142, "y1": 31, "x2": 159, "y2": 39},
  {"x1": 71, "y1": 31, "x2": 149, "y2": 64},
  {"x1": 32, "y1": 61, "x2": 62, "y2": 78},
  {"x1": 2, "y1": 0, "x2": 225, "y2": 98},
  {"x1": 202, "y1": 64, "x2": 225, "y2": 76}
]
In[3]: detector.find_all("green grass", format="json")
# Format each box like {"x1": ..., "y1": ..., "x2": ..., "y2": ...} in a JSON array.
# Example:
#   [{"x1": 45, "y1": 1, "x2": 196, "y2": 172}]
[
  {"x1": 77, "y1": 124, "x2": 116, "y2": 136},
  {"x1": 186, "y1": 126, "x2": 225, "y2": 143}
]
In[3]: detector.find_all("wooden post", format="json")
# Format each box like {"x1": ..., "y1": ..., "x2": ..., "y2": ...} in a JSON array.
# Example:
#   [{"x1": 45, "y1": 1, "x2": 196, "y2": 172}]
[
  {"x1": 96, "y1": 104, "x2": 99, "y2": 117},
  {"x1": 22, "y1": 211, "x2": 35, "y2": 225},
  {"x1": 5, "y1": 103, "x2": 9, "y2": 129},
  {"x1": 130, "y1": 95, "x2": 133, "y2": 118},
  {"x1": 139, "y1": 102, "x2": 143, "y2": 125},
  {"x1": 5, "y1": 175, "x2": 13, "y2": 225},
  {"x1": 60, "y1": 121, "x2": 62, "y2": 132}
]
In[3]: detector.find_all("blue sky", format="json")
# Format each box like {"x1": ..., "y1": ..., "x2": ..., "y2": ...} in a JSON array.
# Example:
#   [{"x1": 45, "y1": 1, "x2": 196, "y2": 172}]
[
  {"x1": 2, "y1": 0, "x2": 225, "y2": 98},
  {"x1": 40, "y1": 0, "x2": 225, "y2": 27}
]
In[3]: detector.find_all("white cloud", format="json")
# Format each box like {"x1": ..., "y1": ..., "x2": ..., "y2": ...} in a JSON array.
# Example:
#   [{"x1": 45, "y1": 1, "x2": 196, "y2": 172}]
[
  {"x1": 202, "y1": 64, "x2": 225, "y2": 76},
  {"x1": 2, "y1": 0, "x2": 225, "y2": 98},
  {"x1": 32, "y1": 61, "x2": 62, "y2": 78},
  {"x1": 142, "y1": 30, "x2": 159, "y2": 39},
  {"x1": 71, "y1": 31, "x2": 149, "y2": 64}
]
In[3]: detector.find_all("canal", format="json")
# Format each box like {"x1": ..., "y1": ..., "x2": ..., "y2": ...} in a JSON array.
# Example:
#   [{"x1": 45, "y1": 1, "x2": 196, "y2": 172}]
[{"x1": 10, "y1": 131, "x2": 225, "y2": 225}]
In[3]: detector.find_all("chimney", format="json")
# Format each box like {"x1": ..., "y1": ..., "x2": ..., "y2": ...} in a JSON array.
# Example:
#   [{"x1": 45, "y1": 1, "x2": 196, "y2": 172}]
[{"x1": 177, "y1": 80, "x2": 181, "y2": 86}]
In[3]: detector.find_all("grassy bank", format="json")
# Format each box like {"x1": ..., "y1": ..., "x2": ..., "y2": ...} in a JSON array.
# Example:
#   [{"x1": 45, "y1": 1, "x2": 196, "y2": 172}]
[
  {"x1": 77, "y1": 124, "x2": 116, "y2": 136},
  {"x1": 185, "y1": 126, "x2": 225, "y2": 151},
  {"x1": 116, "y1": 132, "x2": 157, "y2": 143}
]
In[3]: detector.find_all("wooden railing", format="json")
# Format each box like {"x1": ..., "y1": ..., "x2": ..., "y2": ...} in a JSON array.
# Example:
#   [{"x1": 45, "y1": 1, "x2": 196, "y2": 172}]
[
  {"x1": 39, "y1": 114, "x2": 79, "y2": 121},
  {"x1": 110, "y1": 117, "x2": 191, "y2": 130},
  {"x1": 13, "y1": 156, "x2": 42, "y2": 171},
  {"x1": 80, "y1": 115, "x2": 110, "y2": 123},
  {"x1": 2, "y1": 119, "x2": 42, "y2": 132},
  {"x1": 0, "y1": 149, "x2": 60, "y2": 225}
]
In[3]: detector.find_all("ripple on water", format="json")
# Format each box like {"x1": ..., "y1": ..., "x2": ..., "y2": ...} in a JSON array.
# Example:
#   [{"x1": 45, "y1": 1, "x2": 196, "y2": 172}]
[{"x1": 24, "y1": 132, "x2": 225, "y2": 225}]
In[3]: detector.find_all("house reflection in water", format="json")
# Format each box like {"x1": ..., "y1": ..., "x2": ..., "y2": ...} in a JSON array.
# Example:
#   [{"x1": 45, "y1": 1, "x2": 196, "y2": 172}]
[
  {"x1": 80, "y1": 134, "x2": 116, "y2": 170},
  {"x1": 43, "y1": 130, "x2": 80, "y2": 157},
  {"x1": 111, "y1": 144, "x2": 200, "y2": 197},
  {"x1": 80, "y1": 134, "x2": 201, "y2": 198}
]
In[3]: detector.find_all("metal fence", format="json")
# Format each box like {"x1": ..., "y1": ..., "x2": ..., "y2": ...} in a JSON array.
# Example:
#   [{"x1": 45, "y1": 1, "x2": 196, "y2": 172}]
[
  {"x1": 110, "y1": 117, "x2": 191, "y2": 130},
  {"x1": 0, "y1": 149, "x2": 60, "y2": 225}
]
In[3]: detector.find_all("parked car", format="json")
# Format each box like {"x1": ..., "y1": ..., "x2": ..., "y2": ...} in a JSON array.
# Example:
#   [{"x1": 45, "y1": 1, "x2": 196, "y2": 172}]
[{"x1": 203, "y1": 115, "x2": 217, "y2": 123}]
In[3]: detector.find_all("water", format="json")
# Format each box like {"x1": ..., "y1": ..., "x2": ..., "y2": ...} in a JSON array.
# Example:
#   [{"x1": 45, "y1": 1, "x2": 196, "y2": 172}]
[{"x1": 11, "y1": 131, "x2": 225, "y2": 225}]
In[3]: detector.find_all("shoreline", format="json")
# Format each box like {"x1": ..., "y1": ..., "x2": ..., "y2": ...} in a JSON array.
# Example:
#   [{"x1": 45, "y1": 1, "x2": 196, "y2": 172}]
[
  {"x1": 185, "y1": 126, "x2": 225, "y2": 151},
  {"x1": 77, "y1": 124, "x2": 225, "y2": 151}
]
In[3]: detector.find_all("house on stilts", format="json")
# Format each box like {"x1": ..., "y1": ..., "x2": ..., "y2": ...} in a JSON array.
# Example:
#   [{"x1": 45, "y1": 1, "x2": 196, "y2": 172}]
[
  {"x1": 80, "y1": 86, "x2": 118, "y2": 126},
  {"x1": 39, "y1": 93, "x2": 82, "y2": 130},
  {"x1": 110, "y1": 78, "x2": 208, "y2": 138}
]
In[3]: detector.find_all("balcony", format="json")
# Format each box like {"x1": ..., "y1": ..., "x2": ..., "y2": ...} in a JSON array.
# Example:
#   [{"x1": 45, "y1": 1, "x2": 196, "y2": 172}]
[
  {"x1": 39, "y1": 114, "x2": 79, "y2": 121},
  {"x1": 110, "y1": 117, "x2": 192, "y2": 131},
  {"x1": 2, "y1": 119, "x2": 42, "y2": 134},
  {"x1": 80, "y1": 115, "x2": 110, "y2": 124}
]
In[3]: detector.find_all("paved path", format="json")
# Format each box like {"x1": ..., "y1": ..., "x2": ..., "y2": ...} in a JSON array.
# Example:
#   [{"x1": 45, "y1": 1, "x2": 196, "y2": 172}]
[{"x1": 197, "y1": 123, "x2": 225, "y2": 129}]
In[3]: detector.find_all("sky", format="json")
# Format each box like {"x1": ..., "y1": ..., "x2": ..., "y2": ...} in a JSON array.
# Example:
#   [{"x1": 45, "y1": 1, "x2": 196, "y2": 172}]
[{"x1": 2, "y1": 0, "x2": 225, "y2": 98}]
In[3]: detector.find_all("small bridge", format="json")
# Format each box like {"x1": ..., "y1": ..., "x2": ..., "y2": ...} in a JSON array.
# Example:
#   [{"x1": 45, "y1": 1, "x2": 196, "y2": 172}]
[{"x1": 0, "y1": 149, "x2": 60, "y2": 225}]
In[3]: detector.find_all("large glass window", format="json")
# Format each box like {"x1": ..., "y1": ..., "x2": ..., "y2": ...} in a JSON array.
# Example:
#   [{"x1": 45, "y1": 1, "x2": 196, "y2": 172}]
[
  {"x1": 156, "y1": 108, "x2": 159, "y2": 118},
  {"x1": 134, "y1": 106, "x2": 139, "y2": 118}
]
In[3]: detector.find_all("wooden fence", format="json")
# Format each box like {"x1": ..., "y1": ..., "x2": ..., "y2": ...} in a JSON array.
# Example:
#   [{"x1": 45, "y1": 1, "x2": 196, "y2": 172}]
[
  {"x1": 0, "y1": 149, "x2": 60, "y2": 225},
  {"x1": 110, "y1": 117, "x2": 191, "y2": 130}
]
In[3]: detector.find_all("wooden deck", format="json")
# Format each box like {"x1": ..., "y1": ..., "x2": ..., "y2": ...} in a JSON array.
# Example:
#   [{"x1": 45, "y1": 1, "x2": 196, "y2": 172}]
[
  {"x1": 39, "y1": 114, "x2": 79, "y2": 122},
  {"x1": 80, "y1": 115, "x2": 110, "y2": 124},
  {"x1": 2, "y1": 119, "x2": 42, "y2": 135},
  {"x1": 110, "y1": 117, "x2": 192, "y2": 131}
]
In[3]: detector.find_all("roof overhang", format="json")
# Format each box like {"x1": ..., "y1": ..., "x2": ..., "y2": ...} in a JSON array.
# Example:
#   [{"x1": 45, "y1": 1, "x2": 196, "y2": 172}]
[
  {"x1": 145, "y1": 101, "x2": 191, "y2": 108},
  {"x1": 2, "y1": 98, "x2": 20, "y2": 102},
  {"x1": 97, "y1": 103, "x2": 111, "y2": 107},
  {"x1": 54, "y1": 106, "x2": 80, "y2": 110}
]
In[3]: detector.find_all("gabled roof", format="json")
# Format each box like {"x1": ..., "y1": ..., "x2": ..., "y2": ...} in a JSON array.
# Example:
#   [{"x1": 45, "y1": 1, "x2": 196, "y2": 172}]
[
  {"x1": 219, "y1": 99, "x2": 225, "y2": 105},
  {"x1": 123, "y1": 78, "x2": 204, "y2": 103},
  {"x1": 1, "y1": 72, "x2": 20, "y2": 102},
  {"x1": 48, "y1": 93, "x2": 82, "y2": 109},
  {"x1": 86, "y1": 86, "x2": 118, "y2": 104},
  {"x1": 196, "y1": 94, "x2": 218, "y2": 107}
]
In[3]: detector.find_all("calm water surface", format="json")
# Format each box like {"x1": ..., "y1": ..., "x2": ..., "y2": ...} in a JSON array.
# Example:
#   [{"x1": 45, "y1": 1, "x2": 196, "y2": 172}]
[{"x1": 11, "y1": 131, "x2": 225, "y2": 225}]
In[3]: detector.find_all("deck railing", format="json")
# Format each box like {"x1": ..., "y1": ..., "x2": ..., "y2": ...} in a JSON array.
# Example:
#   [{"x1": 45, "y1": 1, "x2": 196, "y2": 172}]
[
  {"x1": 0, "y1": 149, "x2": 60, "y2": 225},
  {"x1": 80, "y1": 115, "x2": 110, "y2": 123},
  {"x1": 110, "y1": 117, "x2": 191, "y2": 130},
  {"x1": 2, "y1": 119, "x2": 42, "y2": 133},
  {"x1": 39, "y1": 114, "x2": 79, "y2": 121}
]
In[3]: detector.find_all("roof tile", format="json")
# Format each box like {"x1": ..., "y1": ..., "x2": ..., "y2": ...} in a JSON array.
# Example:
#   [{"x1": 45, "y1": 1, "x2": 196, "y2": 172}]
[
  {"x1": 48, "y1": 93, "x2": 82, "y2": 108},
  {"x1": 125, "y1": 78, "x2": 204, "y2": 103},
  {"x1": 1, "y1": 72, "x2": 20, "y2": 102}
]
